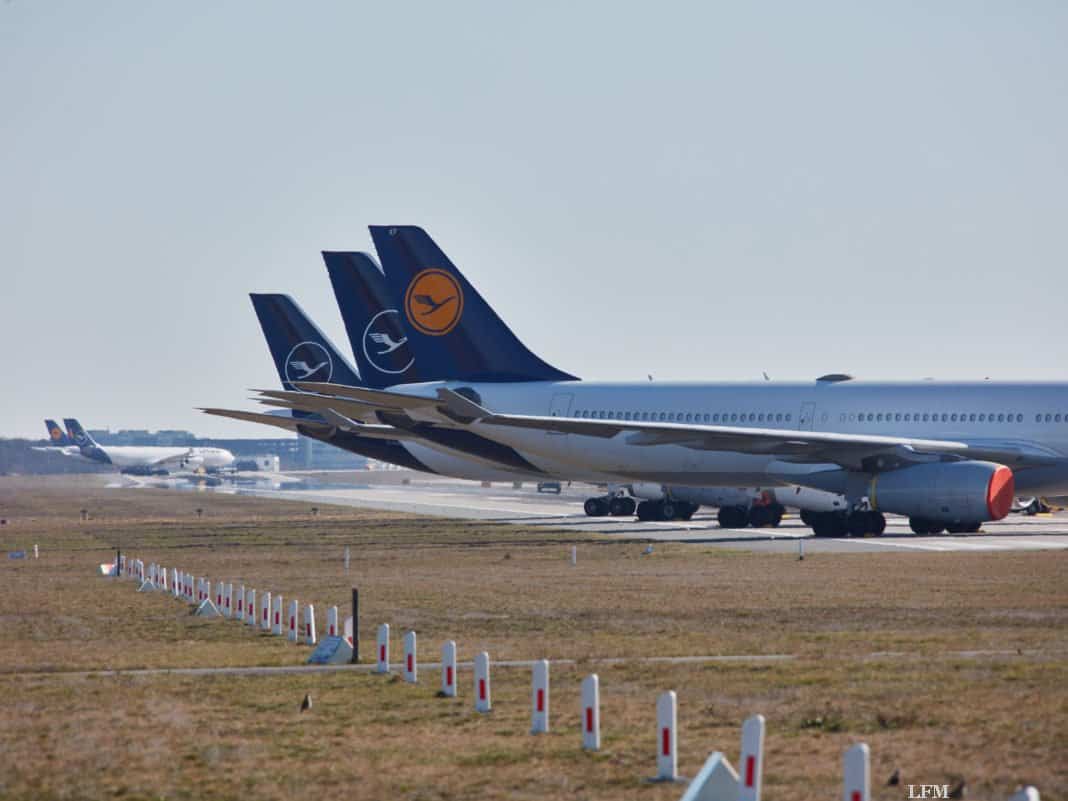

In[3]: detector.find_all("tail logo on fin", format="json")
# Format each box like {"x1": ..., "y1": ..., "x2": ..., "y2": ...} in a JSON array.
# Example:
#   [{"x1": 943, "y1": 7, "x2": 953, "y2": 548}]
[
  {"x1": 284, "y1": 342, "x2": 334, "y2": 388},
  {"x1": 49, "y1": 426, "x2": 63, "y2": 441},
  {"x1": 404, "y1": 269, "x2": 464, "y2": 336},
  {"x1": 362, "y1": 309, "x2": 415, "y2": 375}
]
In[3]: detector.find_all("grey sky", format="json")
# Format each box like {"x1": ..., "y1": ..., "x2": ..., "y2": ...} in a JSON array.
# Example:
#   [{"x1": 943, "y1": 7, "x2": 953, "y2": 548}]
[{"x1": 2, "y1": 2, "x2": 1066, "y2": 438}]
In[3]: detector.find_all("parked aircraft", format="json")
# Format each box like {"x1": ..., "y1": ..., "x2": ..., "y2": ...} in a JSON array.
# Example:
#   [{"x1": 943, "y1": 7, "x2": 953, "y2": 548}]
[
  {"x1": 32, "y1": 419, "x2": 81, "y2": 455},
  {"x1": 262, "y1": 225, "x2": 1068, "y2": 536},
  {"x1": 60, "y1": 419, "x2": 234, "y2": 475}
]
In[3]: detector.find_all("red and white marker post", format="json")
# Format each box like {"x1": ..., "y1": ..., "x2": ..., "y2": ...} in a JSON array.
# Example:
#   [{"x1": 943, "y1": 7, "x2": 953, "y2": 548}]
[
  {"x1": 303, "y1": 604, "x2": 316, "y2": 645},
  {"x1": 326, "y1": 606, "x2": 338, "y2": 637},
  {"x1": 474, "y1": 651, "x2": 491, "y2": 713},
  {"x1": 214, "y1": 581, "x2": 223, "y2": 608},
  {"x1": 581, "y1": 674, "x2": 600, "y2": 750},
  {"x1": 246, "y1": 589, "x2": 256, "y2": 626},
  {"x1": 530, "y1": 659, "x2": 549, "y2": 734},
  {"x1": 441, "y1": 640, "x2": 457, "y2": 697},
  {"x1": 403, "y1": 631, "x2": 417, "y2": 683},
  {"x1": 375, "y1": 623, "x2": 390, "y2": 673},
  {"x1": 271, "y1": 594, "x2": 283, "y2": 636},
  {"x1": 261, "y1": 591, "x2": 271, "y2": 631},
  {"x1": 172, "y1": 569, "x2": 180, "y2": 598},
  {"x1": 843, "y1": 743, "x2": 870, "y2": 801},
  {"x1": 656, "y1": 691, "x2": 678, "y2": 781},
  {"x1": 236, "y1": 585, "x2": 245, "y2": 619},
  {"x1": 224, "y1": 583, "x2": 233, "y2": 617},
  {"x1": 287, "y1": 600, "x2": 298, "y2": 642},
  {"x1": 739, "y1": 714, "x2": 765, "y2": 801}
]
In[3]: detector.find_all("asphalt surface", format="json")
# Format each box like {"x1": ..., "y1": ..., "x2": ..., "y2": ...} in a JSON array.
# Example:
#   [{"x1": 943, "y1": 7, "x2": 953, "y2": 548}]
[{"x1": 230, "y1": 479, "x2": 1068, "y2": 553}]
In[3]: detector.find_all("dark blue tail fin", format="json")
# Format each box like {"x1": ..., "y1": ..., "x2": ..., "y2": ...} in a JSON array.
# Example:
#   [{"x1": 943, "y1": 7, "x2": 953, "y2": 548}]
[
  {"x1": 44, "y1": 419, "x2": 71, "y2": 445},
  {"x1": 322, "y1": 252, "x2": 418, "y2": 389},
  {"x1": 368, "y1": 226, "x2": 578, "y2": 383},
  {"x1": 249, "y1": 294, "x2": 362, "y2": 393},
  {"x1": 62, "y1": 418, "x2": 111, "y2": 464}
]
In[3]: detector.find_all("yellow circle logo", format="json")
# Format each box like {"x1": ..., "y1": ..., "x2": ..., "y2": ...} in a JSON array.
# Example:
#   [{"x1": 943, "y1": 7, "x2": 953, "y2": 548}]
[
  {"x1": 404, "y1": 269, "x2": 463, "y2": 336},
  {"x1": 50, "y1": 427, "x2": 62, "y2": 441}
]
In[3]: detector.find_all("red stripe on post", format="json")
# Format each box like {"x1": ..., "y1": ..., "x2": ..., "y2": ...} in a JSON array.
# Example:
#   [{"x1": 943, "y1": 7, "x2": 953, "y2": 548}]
[
  {"x1": 274, "y1": 612, "x2": 279, "y2": 624},
  {"x1": 661, "y1": 727, "x2": 671, "y2": 756},
  {"x1": 585, "y1": 707, "x2": 593, "y2": 732},
  {"x1": 479, "y1": 679, "x2": 486, "y2": 701},
  {"x1": 446, "y1": 666, "x2": 453, "y2": 686},
  {"x1": 407, "y1": 654, "x2": 413, "y2": 672},
  {"x1": 536, "y1": 689, "x2": 544, "y2": 712},
  {"x1": 745, "y1": 755, "x2": 755, "y2": 787},
  {"x1": 379, "y1": 645, "x2": 385, "y2": 662},
  {"x1": 851, "y1": 793, "x2": 861, "y2": 801}
]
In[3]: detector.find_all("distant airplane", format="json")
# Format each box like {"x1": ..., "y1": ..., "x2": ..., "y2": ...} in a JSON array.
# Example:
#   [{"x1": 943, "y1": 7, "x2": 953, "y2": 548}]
[
  {"x1": 31, "y1": 419, "x2": 80, "y2": 455},
  {"x1": 59, "y1": 418, "x2": 234, "y2": 476}
]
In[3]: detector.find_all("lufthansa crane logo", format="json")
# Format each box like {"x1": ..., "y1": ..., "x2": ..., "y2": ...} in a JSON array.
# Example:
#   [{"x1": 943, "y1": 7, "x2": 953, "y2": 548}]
[
  {"x1": 50, "y1": 427, "x2": 63, "y2": 441},
  {"x1": 362, "y1": 309, "x2": 415, "y2": 375},
  {"x1": 284, "y1": 341, "x2": 334, "y2": 389},
  {"x1": 404, "y1": 269, "x2": 463, "y2": 336}
]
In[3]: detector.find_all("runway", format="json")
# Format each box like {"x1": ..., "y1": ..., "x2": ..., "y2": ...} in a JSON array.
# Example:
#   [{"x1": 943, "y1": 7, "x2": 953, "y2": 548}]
[{"x1": 233, "y1": 478, "x2": 1068, "y2": 553}]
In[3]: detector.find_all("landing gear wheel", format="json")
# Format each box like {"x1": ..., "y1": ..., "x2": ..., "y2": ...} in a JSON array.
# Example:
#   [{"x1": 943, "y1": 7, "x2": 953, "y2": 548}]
[
  {"x1": 964, "y1": 521, "x2": 981, "y2": 533},
  {"x1": 609, "y1": 496, "x2": 636, "y2": 517},
  {"x1": 811, "y1": 512, "x2": 848, "y2": 537},
  {"x1": 636, "y1": 500, "x2": 659, "y2": 521},
  {"x1": 584, "y1": 498, "x2": 609, "y2": 517},
  {"x1": 768, "y1": 504, "x2": 785, "y2": 528},
  {"x1": 660, "y1": 501, "x2": 677, "y2": 521},
  {"x1": 871, "y1": 512, "x2": 886, "y2": 535},
  {"x1": 749, "y1": 505, "x2": 771, "y2": 528},
  {"x1": 675, "y1": 502, "x2": 699, "y2": 521},
  {"x1": 847, "y1": 513, "x2": 871, "y2": 538},
  {"x1": 800, "y1": 510, "x2": 814, "y2": 527},
  {"x1": 717, "y1": 505, "x2": 750, "y2": 529}
]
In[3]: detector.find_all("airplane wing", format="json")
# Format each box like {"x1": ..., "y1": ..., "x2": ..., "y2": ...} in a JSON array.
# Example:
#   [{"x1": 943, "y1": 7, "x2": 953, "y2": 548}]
[
  {"x1": 290, "y1": 382, "x2": 442, "y2": 411},
  {"x1": 199, "y1": 407, "x2": 418, "y2": 441},
  {"x1": 435, "y1": 389, "x2": 1057, "y2": 472}
]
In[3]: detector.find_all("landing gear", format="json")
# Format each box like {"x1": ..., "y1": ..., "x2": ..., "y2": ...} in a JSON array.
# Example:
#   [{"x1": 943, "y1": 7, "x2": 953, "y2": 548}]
[
  {"x1": 636, "y1": 499, "x2": 699, "y2": 521},
  {"x1": 846, "y1": 510, "x2": 886, "y2": 537},
  {"x1": 717, "y1": 505, "x2": 750, "y2": 529},
  {"x1": 749, "y1": 503, "x2": 785, "y2": 528},
  {"x1": 809, "y1": 511, "x2": 848, "y2": 537},
  {"x1": 584, "y1": 497, "x2": 610, "y2": 517},
  {"x1": 909, "y1": 517, "x2": 946, "y2": 535},
  {"x1": 609, "y1": 496, "x2": 636, "y2": 517},
  {"x1": 945, "y1": 521, "x2": 982, "y2": 534}
]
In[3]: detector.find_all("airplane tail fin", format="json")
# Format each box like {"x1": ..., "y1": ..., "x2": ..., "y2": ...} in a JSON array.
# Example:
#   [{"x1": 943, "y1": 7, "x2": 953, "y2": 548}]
[
  {"x1": 368, "y1": 226, "x2": 578, "y2": 383},
  {"x1": 249, "y1": 294, "x2": 362, "y2": 396},
  {"x1": 45, "y1": 419, "x2": 71, "y2": 445},
  {"x1": 322, "y1": 252, "x2": 418, "y2": 388},
  {"x1": 63, "y1": 418, "x2": 97, "y2": 449}
]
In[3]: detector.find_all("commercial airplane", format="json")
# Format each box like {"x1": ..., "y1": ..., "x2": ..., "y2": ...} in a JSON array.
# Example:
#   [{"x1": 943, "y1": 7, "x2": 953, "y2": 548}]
[
  {"x1": 61, "y1": 419, "x2": 235, "y2": 475},
  {"x1": 261, "y1": 225, "x2": 1068, "y2": 537}
]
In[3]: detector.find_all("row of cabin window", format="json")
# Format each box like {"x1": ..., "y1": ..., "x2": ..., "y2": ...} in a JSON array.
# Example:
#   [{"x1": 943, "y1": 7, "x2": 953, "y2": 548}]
[
  {"x1": 575, "y1": 410, "x2": 793, "y2": 424},
  {"x1": 842, "y1": 412, "x2": 1025, "y2": 424}
]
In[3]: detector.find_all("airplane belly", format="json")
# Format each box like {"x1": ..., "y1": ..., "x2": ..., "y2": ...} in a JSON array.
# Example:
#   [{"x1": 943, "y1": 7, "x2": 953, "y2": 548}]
[{"x1": 403, "y1": 443, "x2": 537, "y2": 482}]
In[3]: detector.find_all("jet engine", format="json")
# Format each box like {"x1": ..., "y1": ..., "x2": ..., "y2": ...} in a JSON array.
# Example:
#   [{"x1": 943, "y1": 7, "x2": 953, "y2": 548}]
[{"x1": 869, "y1": 461, "x2": 1014, "y2": 523}]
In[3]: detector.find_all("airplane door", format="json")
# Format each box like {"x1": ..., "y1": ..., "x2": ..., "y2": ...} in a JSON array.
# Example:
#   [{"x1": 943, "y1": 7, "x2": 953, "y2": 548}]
[
  {"x1": 548, "y1": 393, "x2": 574, "y2": 435},
  {"x1": 799, "y1": 402, "x2": 816, "y2": 430}
]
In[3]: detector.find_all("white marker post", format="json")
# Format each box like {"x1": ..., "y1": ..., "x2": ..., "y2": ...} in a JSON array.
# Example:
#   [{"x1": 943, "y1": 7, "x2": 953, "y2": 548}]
[
  {"x1": 215, "y1": 581, "x2": 223, "y2": 608},
  {"x1": 34, "y1": 544, "x2": 38, "y2": 559},
  {"x1": 530, "y1": 659, "x2": 549, "y2": 734},
  {"x1": 474, "y1": 651, "x2": 491, "y2": 713},
  {"x1": 403, "y1": 631, "x2": 417, "y2": 683},
  {"x1": 657, "y1": 691, "x2": 678, "y2": 782},
  {"x1": 570, "y1": 546, "x2": 577, "y2": 565},
  {"x1": 287, "y1": 600, "x2": 299, "y2": 642},
  {"x1": 739, "y1": 714, "x2": 765, "y2": 801},
  {"x1": 344, "y1": 546, "x2": 350, "y2": 571},
  {"x1": 224, "y1": 583, "x2": 233, "y2": 618},
  {"x1": 246, "y1": 589, "x2": 256, "y2": 626},
  {"x1": 236, "y1": 584, "x2": 245, "y2": 619},
  {"x1": 326, "y1": 606, "x2": 338, "y2": 637},
  {"x1": 158, "y1": 566, "x2": 167, "y2": 592},
  {"x1": 261, "y1": 591, "x2": 271, "y2": 631},
  {"x1": 843, "y1": 743, "x2": 870, "y2": 801},
  {"x1": 172, "y1": 569, "x2": 179, "y2": 598},
  {"x1": 304, "y1": 604, "x2": 316, "y2": 645},
  {"x1": 441, "y1": 640, "x2": 457, "y2": 697},
  {"x1": 272, "y1": 594, "x2": 283, "y2": 636},
  {"x1": 375, "y1": 623, "x2": 390, "y2": 673},
  {"x1": 581, "y1": 674, "x2": 600, "y2": 750}
]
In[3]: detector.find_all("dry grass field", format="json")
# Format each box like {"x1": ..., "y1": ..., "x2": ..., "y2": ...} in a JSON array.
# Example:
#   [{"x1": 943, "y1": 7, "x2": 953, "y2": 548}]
[{"x1": 0, "y1": 476, "x2": 1065, "y2": 800}]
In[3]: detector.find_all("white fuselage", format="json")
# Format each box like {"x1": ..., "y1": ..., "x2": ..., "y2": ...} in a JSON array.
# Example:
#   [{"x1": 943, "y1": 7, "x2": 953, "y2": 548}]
[
  {"x1": 393, "y1": 379, "x2": 1068, "y2": 496},
  {"x1": 94, "y1": 445, "x2": 235, "y2": 471}
]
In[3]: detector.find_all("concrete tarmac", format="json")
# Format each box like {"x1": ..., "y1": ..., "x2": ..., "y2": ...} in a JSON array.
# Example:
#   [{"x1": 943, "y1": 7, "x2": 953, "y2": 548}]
[{"x1": 231, "y1": 479, "x2": 1068, "y2": 553}]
